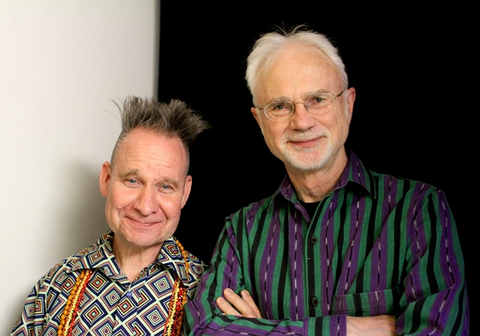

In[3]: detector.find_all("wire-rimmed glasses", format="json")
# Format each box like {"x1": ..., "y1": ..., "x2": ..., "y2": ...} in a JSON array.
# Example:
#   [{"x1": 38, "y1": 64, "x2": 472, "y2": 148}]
[{"x1": 257, "y1": 89, "x2": 346, "y2": 121}]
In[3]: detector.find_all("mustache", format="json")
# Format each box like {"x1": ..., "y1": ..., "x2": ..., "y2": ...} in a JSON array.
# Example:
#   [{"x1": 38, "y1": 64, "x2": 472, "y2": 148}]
[{"x1": 285, "y1": 131, "x2": 325, "y2": 142}]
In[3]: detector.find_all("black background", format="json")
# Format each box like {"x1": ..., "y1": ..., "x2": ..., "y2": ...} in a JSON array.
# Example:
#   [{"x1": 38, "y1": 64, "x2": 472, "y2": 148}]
[{"x1": 158, "y1": 2, "x2": 476, "y2": 331}]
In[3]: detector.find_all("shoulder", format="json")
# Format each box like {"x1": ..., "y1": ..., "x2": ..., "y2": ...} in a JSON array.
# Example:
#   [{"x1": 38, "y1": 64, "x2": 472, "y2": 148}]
[
  {"x1": 228, "y1": 196, "x2": 275, "y2": 223},
  {"x1": 369, "y1": 170, "x2": 444, "y2": 198},
  {"x1": 185, "y1": 251, "x2": 209, "y2": 277},
  {"x1": 40, "y1": 234, "x2": 107, "y2": 284},
  {"x1": 348, "y1": 151, "x2": 442, "y2": 200}
]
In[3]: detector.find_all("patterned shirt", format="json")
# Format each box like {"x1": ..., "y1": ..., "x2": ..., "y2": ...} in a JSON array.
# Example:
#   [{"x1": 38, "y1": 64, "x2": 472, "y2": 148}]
[
  {"x1": 184, "y1": 150, "x2": 469, "y2": 335},
  {"x1": 11, "y1": 231, "x2": 208, "y2": 336}
]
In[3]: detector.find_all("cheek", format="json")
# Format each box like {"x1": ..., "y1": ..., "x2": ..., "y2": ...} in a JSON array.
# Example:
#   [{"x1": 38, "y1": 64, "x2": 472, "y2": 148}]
[
  {"x1": 328, "y1": 115, "x2": 350, "y2": 144},
  {"x1": 161, "y1": 198, "x2": 183, "y2": 217},
  {"x1": 108, "y1": 187, "x2": 135, "y2": 211},
  {"x1": 261, "y1": 123, "x2": 281, "y2": 143}
]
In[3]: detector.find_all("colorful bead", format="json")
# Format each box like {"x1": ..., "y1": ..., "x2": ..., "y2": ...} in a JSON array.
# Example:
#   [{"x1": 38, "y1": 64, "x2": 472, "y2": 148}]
[
  {"x1": 57, "y1": 269, "x2": 92, "y2": 336},
  {"x1": 164, "y1": 238, "x2": 189, "y2": 336}
]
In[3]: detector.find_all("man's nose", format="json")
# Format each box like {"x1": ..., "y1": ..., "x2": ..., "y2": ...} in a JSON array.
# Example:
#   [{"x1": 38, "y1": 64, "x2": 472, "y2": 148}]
[{"x1": 135, "y1": 186, "x2": 159, "y2": 215}]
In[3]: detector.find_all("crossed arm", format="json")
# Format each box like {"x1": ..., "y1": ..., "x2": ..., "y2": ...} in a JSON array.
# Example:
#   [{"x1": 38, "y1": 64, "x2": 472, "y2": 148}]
[
  {"x1": 185, "y1": 189, "x2": 468, "y2": 336},
  {"x1": 216, "y1": 288, "x2": 396, "y2": 336}
]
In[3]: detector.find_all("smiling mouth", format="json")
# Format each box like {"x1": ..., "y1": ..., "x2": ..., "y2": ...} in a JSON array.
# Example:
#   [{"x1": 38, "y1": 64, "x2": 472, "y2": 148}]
[
  {"x1": 289, "y1": 136, "x2": 321, "y2": 147},
  {"x1": 128, "y1": 217, "x2": 158, "y2": 226},
  {"x1": 291, "y1": 138, "x2": 316, "y2": 143}
]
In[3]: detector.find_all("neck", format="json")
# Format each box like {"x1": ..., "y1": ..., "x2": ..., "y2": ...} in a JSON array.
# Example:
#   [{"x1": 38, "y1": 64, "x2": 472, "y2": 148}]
[
  {"x1": 112, "y1": 238, "x2": 163, "y2": 282},
  {"x1": 287, "y1": 149, "x2": 348, "y2": 203}
]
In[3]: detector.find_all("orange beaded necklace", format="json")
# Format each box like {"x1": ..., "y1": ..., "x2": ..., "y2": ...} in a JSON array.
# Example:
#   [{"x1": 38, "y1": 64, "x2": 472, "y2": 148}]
[
  {"x1": 57, "y1": 238, "x2": 189, "y2": 336},
  {"x1": 57, "y1": 269, "x2": 92, "y2": 336},
  {"x1": 163, "y1": 238, "x2": 190, "y2": 336}
]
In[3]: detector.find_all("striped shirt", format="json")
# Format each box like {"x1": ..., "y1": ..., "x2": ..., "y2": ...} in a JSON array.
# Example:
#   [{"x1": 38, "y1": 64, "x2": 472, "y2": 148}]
[
  {"x1": 184, "y1": 150, "x2": 469, "y2": 335},
  {"x1": 11, "y1": 231, "x2": 208, "y2": 336}
]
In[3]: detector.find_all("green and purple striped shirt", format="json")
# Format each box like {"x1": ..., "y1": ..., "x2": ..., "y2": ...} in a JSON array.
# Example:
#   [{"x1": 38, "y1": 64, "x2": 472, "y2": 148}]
[{"x1": 184, "y1": 150, "x2": 468, "y2": 335}]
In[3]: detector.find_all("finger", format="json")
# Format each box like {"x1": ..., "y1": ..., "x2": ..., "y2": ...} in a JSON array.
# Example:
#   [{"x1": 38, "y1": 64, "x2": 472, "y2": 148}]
[
  {"x1": 240, "y1": 290, "x2": 262, "y2": 318},
  {"x1": 216, "y1": 296, "x2": 241, "y2": 316},
  {"x1": 223, "y1": 288, "x2": 258, "y2": 318}
]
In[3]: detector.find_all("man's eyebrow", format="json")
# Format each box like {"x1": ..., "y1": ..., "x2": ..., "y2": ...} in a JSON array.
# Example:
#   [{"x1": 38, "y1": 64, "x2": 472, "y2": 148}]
[
  {"x1": 268, "y1": 96, "x2": 291, "y2": 104},
  {"x1": 305, "y1": 90, "x2": 328, "y2": 97},
  {"x1": 118, "y1": 169, "x2": 139, "y2": 179},
  {"x1": 269, "y1": 90, "x2": 328, "y2": 102},
  {"x1": 159, "y1": 178, "x2": 180, "y2": 188}
]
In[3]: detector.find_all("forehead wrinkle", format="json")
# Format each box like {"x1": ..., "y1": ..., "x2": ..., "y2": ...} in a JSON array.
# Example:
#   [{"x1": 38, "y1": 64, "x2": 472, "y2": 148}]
[
  {"x1": 114, "y1": 128, "x2": 189, "y2": 183},
  {"x1": 257, "y1": 44, "x2": 341, "y2": 103},
  {"x1": 266, "y1": 88, "x2": 329, "y2": 106}
]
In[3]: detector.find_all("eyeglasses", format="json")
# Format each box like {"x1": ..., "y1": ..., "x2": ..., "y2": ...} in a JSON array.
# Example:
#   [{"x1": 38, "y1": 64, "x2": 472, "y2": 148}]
[{"x1": 257, "y1": 90, "x2": 346, "y2": 121}]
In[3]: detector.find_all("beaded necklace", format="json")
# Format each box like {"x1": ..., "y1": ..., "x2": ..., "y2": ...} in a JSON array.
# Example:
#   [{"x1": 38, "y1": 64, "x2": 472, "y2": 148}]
[
  {"x1": 57, "y1": 269, "x2": 92, "y2": 336},
  {"x1": 57, "y1": 238, "x2": 189, "y2": 336},
  {"x1": 163, "y1": 238, "x2": 189, "y2": 336}
]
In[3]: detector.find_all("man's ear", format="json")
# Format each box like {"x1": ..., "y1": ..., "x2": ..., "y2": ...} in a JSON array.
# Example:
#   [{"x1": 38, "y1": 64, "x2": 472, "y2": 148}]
[
  {"x1": 346, "y1": 87, "x2": 356, "y2": 119},
  {"x1": 251, "y1": 106, "x2": 262, "y2": 127},
  {"x1": 181, "y1": 175, "x2": 192, "y2": 209},
  {"x1": 99, "y1": 161, "x2": 111, "y2": 197}
]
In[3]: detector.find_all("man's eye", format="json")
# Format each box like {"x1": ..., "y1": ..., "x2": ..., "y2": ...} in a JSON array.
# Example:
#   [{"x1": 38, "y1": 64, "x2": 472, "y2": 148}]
[
  {"x1": 309, "y1": 95, "x2": 328, "y2": 105},
  {"x1": 270, "y1": 102, "x2": 291, "y2": 113},
  {"x1": 159, "y1": 184, "x2": 175, "y2": 193},
  {"x1": 126, "y1": 178, "x2": 138, "y2": 185},
  {"x1": 307, "y1": 95, "x2": 330, "y2": 109}
]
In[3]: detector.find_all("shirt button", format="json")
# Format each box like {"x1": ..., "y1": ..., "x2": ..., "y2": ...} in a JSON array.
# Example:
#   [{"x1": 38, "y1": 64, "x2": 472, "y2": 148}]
[
  {"x1": 310, "y1": 236, "x2": 318, "y2": 244},
  {"x1": 311, "y1": 296, "x2": 319, "y2": 307},
  {"x1": 127, "y1": 291, "x2": 133, "y2": 298}
]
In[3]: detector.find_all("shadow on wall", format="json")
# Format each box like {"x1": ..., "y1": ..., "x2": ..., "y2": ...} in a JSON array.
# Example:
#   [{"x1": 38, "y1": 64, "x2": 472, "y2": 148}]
[
  {"x1": 54, "y1": 159, "x2": 109, "y2": 253},
  {"x1": 8, "y1": 159, "x2": 108, "y2": 331}
]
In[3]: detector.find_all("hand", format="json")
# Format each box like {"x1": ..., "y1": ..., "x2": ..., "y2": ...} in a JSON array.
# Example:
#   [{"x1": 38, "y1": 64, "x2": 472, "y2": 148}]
[
  {"x1": 216, "y1": 288, "x2": 262, "y2": 318},
  {"x1": 346, "y1": 315, "x2": 396, "y2": 336}
]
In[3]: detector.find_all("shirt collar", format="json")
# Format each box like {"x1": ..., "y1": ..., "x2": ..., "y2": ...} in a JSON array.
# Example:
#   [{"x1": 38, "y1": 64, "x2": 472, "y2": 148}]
[
  {"x1": 67, "y1": 232, "x2": 191, "y2": 284},
  {"x1": 156, "y1": 236, "x2": 191, "y2": 283},
  {"x1": 274, "y1": 149, "x2": 377, "y2": 204}
]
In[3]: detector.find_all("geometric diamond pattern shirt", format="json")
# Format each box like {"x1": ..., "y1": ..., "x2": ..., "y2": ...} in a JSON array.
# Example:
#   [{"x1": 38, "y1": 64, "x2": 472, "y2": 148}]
[
  {"x1": 184, "y1": 150, "x2": 469, "y2": 335},
  {"x1": 11, "y1": 231, "x2": 208, "y2": 336}
]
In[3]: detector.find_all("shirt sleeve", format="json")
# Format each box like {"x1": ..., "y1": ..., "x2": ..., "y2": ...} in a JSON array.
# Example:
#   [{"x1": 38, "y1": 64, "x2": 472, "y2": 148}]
[
  {"x1": 394, "y1": 188, "x2": 469, "y2": 335},
  {"x1": 11, "y1": 266, "x2": 61, "y2": 336}
]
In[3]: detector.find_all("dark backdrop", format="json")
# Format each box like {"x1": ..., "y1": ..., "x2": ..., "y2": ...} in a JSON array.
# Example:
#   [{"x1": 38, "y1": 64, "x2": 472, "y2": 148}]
[{"x1": 158, "y1": 2, "x2": 475, "y2": 330}]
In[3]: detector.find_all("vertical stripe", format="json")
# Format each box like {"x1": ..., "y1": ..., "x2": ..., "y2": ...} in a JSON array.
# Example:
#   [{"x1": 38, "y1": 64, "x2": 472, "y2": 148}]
[{"x1": 183, "y1": 150, "x2": 468, "y2": 335}]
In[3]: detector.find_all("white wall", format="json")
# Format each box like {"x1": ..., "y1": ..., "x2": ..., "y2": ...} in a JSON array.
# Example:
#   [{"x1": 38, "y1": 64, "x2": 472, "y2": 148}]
[{"x1": 0, "y1": 1, "x2": 159, "y2": 333}]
